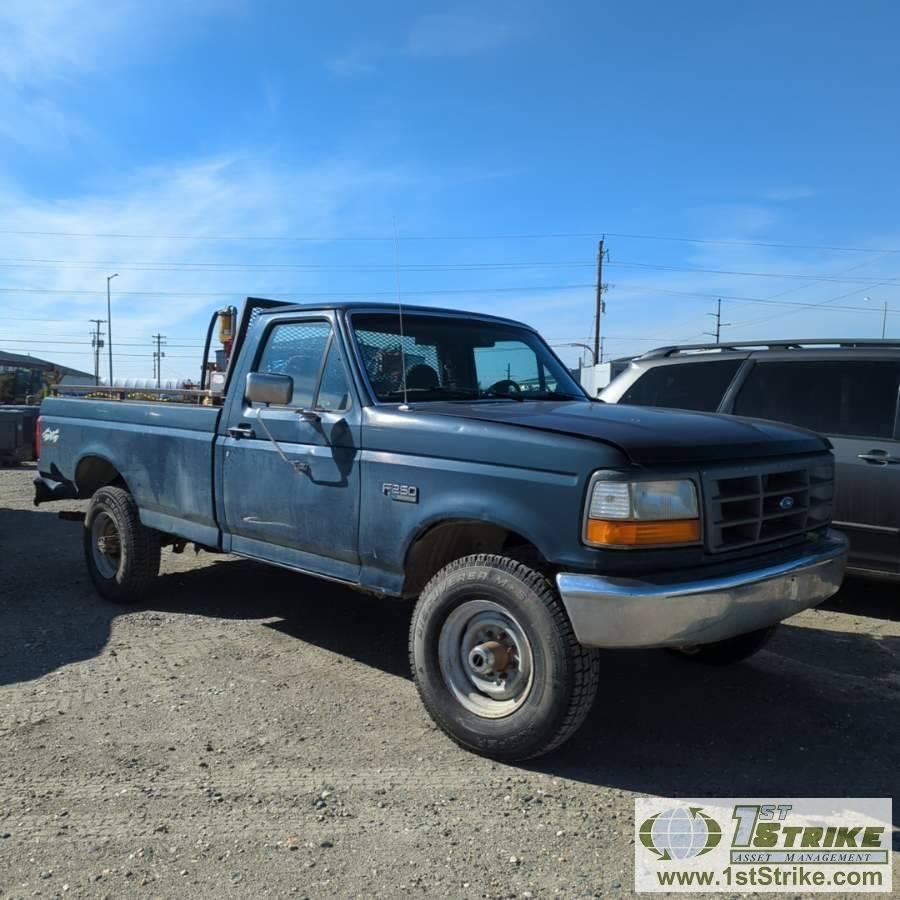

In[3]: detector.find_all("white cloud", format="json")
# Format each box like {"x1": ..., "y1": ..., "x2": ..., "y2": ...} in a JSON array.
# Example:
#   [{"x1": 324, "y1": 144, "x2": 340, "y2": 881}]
[
  {"x1": 327, "y1": 9, "x2": 522, "y2": 76},
  {"x1": 326, "y1": 40, "x2": 385, "y2": 77},
  {"x1": 763, "y1": 187, "x2": 817, "y2": 203},
  {"x1": 407, "y1": 11, "x2": 518, "y2": 58},
  {"x1": 0, "y1": 0, "x2": 115, "y2": 84},
  {"x1": 0, "y1": 153, "x2": 420, "y2": 380},
  {"x1": 0, "y1": 0, "x2": 239, "y2": 149}
]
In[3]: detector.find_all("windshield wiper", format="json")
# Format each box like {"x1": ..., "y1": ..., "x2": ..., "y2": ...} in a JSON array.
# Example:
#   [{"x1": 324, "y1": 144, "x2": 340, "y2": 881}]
[
  {"x1": 378, "y1": 386, "x2": 482, "y2": 402},
  {"x1": 513, "y1": 390, "x2": 585, "y2": 401},
  {"x1": 378, "y1": 386, "x2": 528, "y2": 403},
  {"x1": 478, "y1": 389, "x2": 525, "y2": 402}
]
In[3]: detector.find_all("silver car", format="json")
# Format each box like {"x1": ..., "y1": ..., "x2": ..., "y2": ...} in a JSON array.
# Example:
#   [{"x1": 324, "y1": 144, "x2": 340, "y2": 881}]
[{"x1": 601, "y1": 339, "x2": 900, "y2": 580}]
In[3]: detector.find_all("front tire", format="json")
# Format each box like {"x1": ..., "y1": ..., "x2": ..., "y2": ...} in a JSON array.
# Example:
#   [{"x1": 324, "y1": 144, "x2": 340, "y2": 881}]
[
  {"x1": 84, "y1": 486, "x2": 160, "y2": 602},
  {"x1": 409, "y1": 554, "x2": 600, "y2": 762},
  {"x1": 670, "y1": 625, "x2": 777, "y2": 665}
]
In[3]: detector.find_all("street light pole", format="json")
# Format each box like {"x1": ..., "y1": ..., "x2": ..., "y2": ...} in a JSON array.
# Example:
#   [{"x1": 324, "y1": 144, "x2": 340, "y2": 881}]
[
  {"x1": 564, "y1": 342, "x2": 598, "y2": 366},
  {"x1": 106, "y1": 273, "x2": 118, "y2": 385}
]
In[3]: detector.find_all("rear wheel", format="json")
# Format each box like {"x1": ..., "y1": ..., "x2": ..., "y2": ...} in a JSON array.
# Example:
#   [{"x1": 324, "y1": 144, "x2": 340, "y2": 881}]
[
  {"x1": 410, "y1": 554, "x2": 600, "y2": 761},
  {"x1": 669, "y1": 625, "x2": 777, "y2": 665},
  {"x1": 84, "y1": 486, "x2": 160, "y2": 602}
]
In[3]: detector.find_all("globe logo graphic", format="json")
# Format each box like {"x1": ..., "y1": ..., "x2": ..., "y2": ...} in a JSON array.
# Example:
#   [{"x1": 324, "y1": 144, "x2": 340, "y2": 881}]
[{"x1": 639, "y1": 807, "x2": 722, "y2": 860}]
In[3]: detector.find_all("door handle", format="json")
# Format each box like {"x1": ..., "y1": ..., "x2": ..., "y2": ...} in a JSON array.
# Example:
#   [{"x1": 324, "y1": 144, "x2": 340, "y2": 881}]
[
  {"x1": 857, "y1": 450, "x2": 900, "y2": 465},
  {"x1": 228, "y1": 425, "x2": 255, "y2": 439}
]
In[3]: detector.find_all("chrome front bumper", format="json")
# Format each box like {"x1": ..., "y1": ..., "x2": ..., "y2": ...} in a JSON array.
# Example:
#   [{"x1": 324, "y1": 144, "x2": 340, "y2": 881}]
[{"x1": 556, "y1": 530, "x2": 849, "y2": 649}]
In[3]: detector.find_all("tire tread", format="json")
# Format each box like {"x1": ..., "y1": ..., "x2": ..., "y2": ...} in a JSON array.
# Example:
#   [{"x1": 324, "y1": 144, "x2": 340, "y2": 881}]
[
  {"x1": 85, "y1": 486, "x2": 160, "y2": 601},
  {"x1": 409, "y1": 553, "x2": 600, "y2": 760}
]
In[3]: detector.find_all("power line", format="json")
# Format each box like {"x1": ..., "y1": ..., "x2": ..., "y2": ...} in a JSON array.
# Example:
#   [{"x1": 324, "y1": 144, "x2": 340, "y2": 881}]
[
  {"x1": 1, "y1": 283, "x2": 894, "y2": 313},
  {"x1": 0, "y1": 283, "x2": 599, "y2": 298},
  {"x1": 0, "y1": 254, "x2": 898, "y2": 283},
  {"x1": 2, "y1": 273, "x2": 897, "y2": 302},
  {"x1": 608, "y1": 282, "x2": 897, "y2": 312},
  {"x1": 604, "y1": 232, "x2": 900, "y2": 256},
  {"x1": 605, "y1": 260, "x2": 900, "y2": 284},
  {"x1": 0, "y1": 225, "x2": 898, "y2": 255},
  {"x1": 0, "y1": 337, "x2": 203, "y2": 348},
  {"x1": 0, "y1": 337, "x2": 203, "y2": 347},
  {"x1": 717, "y1": 296, "x2": 893, "y2": 313},
  {"x1": 0, "y1": 256, "x2": 601, "y2": 272},
  {"x1": 0, "y1": 348, "x2": 198, "y2": 359}
]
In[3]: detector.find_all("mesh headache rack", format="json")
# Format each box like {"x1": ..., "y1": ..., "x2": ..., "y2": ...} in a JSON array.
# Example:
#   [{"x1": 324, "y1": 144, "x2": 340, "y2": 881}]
[{"x1": 638, "y1": 338, "x2": 900, "y2": 360}]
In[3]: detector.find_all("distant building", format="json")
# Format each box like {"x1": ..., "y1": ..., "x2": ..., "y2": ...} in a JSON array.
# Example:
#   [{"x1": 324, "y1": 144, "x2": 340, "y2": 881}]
[{"x1": 0, "y1": 350, "x2": 93, "y2": 403}]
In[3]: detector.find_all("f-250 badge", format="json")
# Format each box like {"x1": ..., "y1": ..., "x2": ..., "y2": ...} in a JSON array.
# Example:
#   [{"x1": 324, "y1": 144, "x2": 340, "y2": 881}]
[{"x1": 382, "y1": 482, "x2": 418, "y2": 503}]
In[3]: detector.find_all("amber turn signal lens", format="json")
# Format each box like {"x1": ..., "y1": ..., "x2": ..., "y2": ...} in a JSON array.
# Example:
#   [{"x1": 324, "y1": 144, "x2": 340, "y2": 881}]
[{"x1": 585, "y1": 518, "x2": 700, "y2": 547}]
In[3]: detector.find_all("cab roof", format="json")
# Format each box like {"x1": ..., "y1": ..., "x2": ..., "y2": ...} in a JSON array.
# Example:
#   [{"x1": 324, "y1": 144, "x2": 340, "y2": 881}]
[{"x1": 248, "y1": 298, "x2": 532, "y2": 330}]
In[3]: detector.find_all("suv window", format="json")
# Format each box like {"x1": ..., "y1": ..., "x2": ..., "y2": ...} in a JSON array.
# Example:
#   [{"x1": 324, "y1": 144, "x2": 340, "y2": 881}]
[
  {"x1": 255, "y1": 321, "x2": 350, "y2": 410},
  {"x1": 734, "y1": 360, "x2": 900, "y2": 439},
  {"x1": 619, "y1": 359, "x2": 742, "y2": 412}
]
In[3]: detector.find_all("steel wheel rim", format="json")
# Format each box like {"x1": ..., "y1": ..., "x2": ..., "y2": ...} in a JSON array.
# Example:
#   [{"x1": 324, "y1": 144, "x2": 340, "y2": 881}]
[
  {"x1": 437, "y1": 599, "x2": 534, "y2": 719},
  {"x1": 91, "y1": 511, "x2": 122, "y2": 580}
]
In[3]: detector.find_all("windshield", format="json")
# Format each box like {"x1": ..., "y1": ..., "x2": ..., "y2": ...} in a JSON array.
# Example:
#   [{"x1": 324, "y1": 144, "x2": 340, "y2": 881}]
[{"x1": 351, "y1": 312, "x2": 586, "y2": 403}]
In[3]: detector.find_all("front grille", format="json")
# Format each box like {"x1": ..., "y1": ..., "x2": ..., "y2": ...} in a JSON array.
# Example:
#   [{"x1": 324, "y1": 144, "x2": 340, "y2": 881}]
[{"x1": 702, "y1": 455, "x2": 834, "y2": 553}]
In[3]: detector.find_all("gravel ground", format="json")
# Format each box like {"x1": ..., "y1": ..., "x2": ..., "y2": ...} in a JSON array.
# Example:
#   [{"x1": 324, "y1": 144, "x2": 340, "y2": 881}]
[{"x1": 1, "y1": 463, "x2": 898, "y2": 898}]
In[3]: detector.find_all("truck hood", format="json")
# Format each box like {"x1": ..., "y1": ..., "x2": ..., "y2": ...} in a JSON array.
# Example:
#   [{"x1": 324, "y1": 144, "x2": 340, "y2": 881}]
[{"x1": 413, "y1": 400, "x2": 829, "y2": 467}]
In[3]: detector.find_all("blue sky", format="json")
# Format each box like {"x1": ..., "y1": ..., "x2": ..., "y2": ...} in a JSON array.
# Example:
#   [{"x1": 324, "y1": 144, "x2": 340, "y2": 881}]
[{"x1": 2, "y1": 0, "x2": 900, "y2": 380}]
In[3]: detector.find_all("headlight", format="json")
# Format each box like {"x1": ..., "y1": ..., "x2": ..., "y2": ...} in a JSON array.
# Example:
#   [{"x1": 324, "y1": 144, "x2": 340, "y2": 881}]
[{"x1": 584, "y1": 477, "x2": 700, "y2": 547}]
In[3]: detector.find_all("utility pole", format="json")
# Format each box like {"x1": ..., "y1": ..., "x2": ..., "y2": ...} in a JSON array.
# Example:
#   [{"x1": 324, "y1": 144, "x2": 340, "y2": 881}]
[
  {"x1": 152, "y1": 333, "x2": 167, "y2": 388},
  {"x1": 593, "y1": 238, "x2": 607, "y2": 366},
  {"x1": 106, "y1": 273, "x2": 118, "y2": 386},
  {"x1": 863, "y1": 296, "x2": 888, "y2": 338},
  {"x1": 704, "y1": 298, "x2": 731, "y2": 344},
  {"x1": 89, "y1": 319, "x2": 106, "y2": 386}
]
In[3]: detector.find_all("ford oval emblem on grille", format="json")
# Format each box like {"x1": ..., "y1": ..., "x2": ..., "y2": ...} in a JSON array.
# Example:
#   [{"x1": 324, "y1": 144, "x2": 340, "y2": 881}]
[{"x1": 779, "y1": 495, "x2": 795, "y2": 510}]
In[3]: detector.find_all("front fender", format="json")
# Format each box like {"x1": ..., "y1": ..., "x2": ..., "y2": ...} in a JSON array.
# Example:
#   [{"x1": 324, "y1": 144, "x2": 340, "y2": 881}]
[{"x1": 358, "y1": 448, "x2": 583, "y2": 592}]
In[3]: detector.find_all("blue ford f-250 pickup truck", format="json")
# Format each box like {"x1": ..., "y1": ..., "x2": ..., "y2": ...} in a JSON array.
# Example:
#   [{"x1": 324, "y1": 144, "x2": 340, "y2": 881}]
[{"x1": 34, "y1": 299, "x2": 848, "y2": 760}]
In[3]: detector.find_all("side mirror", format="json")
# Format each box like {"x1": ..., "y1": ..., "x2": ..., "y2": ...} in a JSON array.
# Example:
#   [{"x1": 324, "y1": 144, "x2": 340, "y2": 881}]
[{"x1": 246, "y1": 372, "x2": 293, "y2": 406}]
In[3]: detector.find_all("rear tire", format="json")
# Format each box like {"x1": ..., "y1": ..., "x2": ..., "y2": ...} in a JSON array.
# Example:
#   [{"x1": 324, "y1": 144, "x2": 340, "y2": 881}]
[
  {"x1": 669, "y1": 625, "x2": 777, "y2": 665},
  {"x1": 84, "y1": 486, "x2": 160, "y2": 602},
  {"x1": 410, "y1": 554, "x2": 600, "y2": 762}
]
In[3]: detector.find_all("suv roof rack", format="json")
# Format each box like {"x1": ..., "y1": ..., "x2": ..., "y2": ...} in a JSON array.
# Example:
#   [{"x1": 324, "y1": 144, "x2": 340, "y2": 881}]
[{"x1": 638, "y1": 338, "x2": 900, "y2": 360}]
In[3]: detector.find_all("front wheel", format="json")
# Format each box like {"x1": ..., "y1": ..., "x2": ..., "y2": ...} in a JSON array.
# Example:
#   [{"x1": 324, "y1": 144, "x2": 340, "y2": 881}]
[
  {"x1": 84, "y1": 486, "x2": 160, "y2": 602},
  {"x1": 409, "y1": 554, "x2": 600, "y2": 761},
  {"x1": 669, "y1": 625, "x2": 778, "y2": 665}
]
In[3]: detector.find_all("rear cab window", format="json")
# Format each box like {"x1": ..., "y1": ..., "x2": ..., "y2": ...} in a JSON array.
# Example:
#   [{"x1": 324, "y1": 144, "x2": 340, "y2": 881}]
[{"x1": 619, "y1": 358, "x2": 743, "y2": 412}]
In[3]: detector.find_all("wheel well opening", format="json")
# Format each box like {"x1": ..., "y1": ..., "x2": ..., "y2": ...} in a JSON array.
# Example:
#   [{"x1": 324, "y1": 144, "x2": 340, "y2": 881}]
[
  {"x1": 403, "y1": 520, "x2": 545, "y2": 598},
  {"x1": 75, "y1": 457, "x2": 126, "y2": 498}
]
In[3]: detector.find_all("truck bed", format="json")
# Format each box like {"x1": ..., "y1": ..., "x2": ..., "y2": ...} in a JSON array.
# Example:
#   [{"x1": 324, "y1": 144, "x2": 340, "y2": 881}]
[{"x1": 37, "y1": 397, "x2": 223, "y2": 547}]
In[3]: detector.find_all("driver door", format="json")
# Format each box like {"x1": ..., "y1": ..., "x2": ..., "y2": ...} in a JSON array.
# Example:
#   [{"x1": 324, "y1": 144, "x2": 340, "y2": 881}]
[{"x1": 219, "y1": 316, "x2": 361, "y2": 582}]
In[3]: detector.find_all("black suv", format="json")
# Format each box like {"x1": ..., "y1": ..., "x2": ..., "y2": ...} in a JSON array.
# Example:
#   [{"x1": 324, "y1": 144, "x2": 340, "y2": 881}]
[{"x1": 601, "y1": 340, "x2": 900, "y2": 579}]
